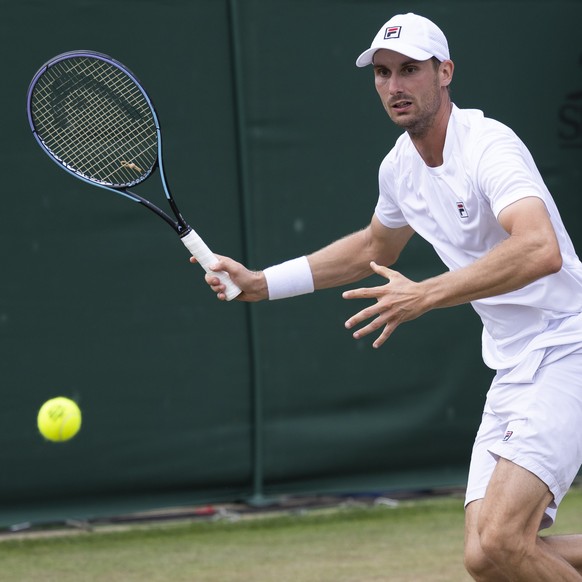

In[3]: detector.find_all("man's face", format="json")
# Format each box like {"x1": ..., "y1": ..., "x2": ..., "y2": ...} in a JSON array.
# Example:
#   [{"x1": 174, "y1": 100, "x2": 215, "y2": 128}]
[{"x1": 372, "y1": 49, "x2": 449, "y2": 137}]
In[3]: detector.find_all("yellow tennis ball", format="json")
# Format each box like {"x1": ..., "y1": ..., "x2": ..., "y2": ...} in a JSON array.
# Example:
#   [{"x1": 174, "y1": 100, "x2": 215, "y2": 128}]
[{"x1": 37, "y1": 397, "x2": 82, "y2": 442}]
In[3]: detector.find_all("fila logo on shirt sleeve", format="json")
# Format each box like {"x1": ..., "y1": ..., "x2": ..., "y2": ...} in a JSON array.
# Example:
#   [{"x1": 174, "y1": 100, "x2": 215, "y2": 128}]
[{"x1": 456, "y1": 201, "x2": 469, "y2": 219}]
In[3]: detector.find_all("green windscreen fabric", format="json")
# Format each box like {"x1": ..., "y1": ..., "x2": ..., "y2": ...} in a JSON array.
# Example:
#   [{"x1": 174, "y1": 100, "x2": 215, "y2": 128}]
[
  {"x1": 1, "y1": 0, "x2": 580, "y2": 526},
  {"x1": 2, "y1": 0, "x2": 251, "y2": 526}
]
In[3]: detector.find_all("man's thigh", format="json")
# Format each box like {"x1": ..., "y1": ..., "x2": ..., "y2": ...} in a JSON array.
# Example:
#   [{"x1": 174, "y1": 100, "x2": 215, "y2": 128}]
[{"x1": 479, "y1": 458, "x2": 554, "y2": 537}]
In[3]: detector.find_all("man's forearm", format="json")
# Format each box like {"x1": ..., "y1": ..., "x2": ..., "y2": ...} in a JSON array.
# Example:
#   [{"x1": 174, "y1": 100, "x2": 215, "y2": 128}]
[
  {"x1": 308, "y1": 219, "x2": 414, "y2": 290},
  {"x1": 418, "y1": 226, "x2": 562, "y2": 312},
  {"x1": 307, "y1": 229, "x2": 377, "y2": 290}
]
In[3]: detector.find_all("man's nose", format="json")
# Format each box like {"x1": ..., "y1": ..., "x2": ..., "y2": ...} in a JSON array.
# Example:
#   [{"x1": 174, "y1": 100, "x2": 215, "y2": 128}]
[{"x1": 388, "y1": 74, "x2": 404, "y2": 94}]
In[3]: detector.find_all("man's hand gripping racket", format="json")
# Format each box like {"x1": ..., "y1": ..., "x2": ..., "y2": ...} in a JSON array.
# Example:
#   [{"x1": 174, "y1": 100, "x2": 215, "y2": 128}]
[{"x1": 26, "y1": 50, "x2": 241, "y2": 301}]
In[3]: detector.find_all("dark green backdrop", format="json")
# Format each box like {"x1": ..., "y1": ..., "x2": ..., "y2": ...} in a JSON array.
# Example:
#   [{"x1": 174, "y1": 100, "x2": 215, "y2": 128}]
[{"x1": 1, "y1": 0, "x2": 580, "y2": 527}]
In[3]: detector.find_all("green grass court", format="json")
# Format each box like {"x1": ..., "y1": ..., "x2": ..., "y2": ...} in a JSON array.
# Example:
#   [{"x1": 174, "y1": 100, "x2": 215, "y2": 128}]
[{"x1": 2, "y1": 487, "x2": 581, "y2": 582}]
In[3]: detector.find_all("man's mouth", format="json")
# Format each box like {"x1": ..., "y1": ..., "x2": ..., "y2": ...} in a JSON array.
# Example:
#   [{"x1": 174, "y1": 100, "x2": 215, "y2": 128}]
[{"x1": 391, "y1": 100, "x2": 413, "y2": 111}]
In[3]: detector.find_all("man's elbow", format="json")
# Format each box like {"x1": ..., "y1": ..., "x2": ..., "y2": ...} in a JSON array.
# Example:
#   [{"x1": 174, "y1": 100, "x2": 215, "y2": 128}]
[
  {"x1": 539, "y1": 241, "x2": 563, "y2": 276},
  {"x1": 375, "y1": 248, "x2": 403, "y2": 268},
  {"x1": 546, "y1": 249, "x2": 563, "y2": 275}
]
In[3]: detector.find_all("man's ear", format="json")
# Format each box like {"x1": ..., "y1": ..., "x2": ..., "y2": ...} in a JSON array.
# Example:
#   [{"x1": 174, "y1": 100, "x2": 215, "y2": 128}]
[{"x1": 440, "y1": 59, "x2": 454, "y2": 88}]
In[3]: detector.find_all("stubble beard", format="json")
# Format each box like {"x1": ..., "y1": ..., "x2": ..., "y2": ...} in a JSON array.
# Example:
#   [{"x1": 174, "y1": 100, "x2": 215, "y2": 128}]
[{"x1": 390, "y1": 82, "x2": 443, "y2": 139}]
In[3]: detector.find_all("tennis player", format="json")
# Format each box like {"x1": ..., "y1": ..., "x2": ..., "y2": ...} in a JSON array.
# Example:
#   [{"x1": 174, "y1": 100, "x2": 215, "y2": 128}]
[{"x1": 196, "y1": 13, "x2": 582, "y2": 580}]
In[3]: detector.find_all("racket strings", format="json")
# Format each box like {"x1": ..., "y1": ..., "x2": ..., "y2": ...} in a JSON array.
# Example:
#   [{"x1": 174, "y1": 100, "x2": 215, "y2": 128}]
[
  {"x1": 30, "y1": 56, "x2": 158, "y2": 187},
  {"x1": 38, "y1": 59, "x2": 154, "y2": 180},
  {"x1": 55, "y1": 59, "x2": 155, "y2": 183}
]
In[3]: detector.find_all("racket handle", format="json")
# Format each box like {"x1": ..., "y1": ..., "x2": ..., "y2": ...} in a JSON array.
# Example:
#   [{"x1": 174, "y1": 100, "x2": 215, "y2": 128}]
[{"x1": 181, "y1": 230, "x2": 242, "y2": 301}]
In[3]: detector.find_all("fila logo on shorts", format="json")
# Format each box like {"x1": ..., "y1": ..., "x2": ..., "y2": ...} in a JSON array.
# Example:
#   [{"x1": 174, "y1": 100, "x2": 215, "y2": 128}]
[
  {"x1": 503, "y1": 430, "x2": 513, "y2": 442},
  {"x1": 384, "y1": 26, "x2": 402, "y2": 39}
]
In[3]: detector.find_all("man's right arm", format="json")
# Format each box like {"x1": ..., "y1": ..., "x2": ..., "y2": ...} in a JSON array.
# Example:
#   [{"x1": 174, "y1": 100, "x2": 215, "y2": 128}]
[
  {"x1": 308, "y1": 214, "x2": 414, "y2": 290},
  {"x1": 197, "y1": 214, "x2": 414, "y2": 302}
]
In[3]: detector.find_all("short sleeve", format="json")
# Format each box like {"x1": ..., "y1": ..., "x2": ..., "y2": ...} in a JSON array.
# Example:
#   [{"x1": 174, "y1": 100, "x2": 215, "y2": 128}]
[
  {"x1": 474, "y1": 125, "x2": 546, "y2": 218},
  {"x1": 374, "y1": 155, "x2": 409, "y2": 228}
]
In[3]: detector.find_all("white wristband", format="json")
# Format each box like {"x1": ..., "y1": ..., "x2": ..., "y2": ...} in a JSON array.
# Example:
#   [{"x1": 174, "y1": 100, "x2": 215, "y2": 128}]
[{"x1": 263, "y1": 256, "x2": 315, "y2": 300}]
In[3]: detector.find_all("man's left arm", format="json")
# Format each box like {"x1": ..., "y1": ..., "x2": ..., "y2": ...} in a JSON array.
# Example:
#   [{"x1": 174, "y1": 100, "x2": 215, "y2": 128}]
[{"x1": 343, "y1": 196, "x2": 563, "y2": 348}]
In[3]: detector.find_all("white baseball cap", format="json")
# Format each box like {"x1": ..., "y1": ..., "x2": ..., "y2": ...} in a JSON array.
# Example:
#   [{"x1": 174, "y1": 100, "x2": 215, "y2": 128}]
[{"x1": 356, "y1": 13, "x2": 450, "y2": 67}]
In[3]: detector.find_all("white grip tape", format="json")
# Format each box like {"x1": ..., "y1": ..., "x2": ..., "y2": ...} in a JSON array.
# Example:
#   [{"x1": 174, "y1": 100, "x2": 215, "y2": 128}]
[{"x1": 181, "y1": 230, "x2": 242, "y2": 301}]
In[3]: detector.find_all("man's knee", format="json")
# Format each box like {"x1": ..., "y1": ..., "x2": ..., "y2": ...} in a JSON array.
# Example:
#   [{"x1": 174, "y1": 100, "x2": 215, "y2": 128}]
[
  {"x1": 464, "y1": 532, "x2": 504, "y2": 581},
  {"x1": 465, "y1": 524, "x2": 533, "y2": 581},
  {"x1": 465, "y1": 500, "x2": 501, "y2": 580},
  {"x1": 478, "y1": 514, "x2": 533, "y2": 571},
  {"x1": 465, "y1": 499, "x2": 532, "y2": 580},
  {"x1": 464, "y1": 538, "x2": 493, "y2": 579}
]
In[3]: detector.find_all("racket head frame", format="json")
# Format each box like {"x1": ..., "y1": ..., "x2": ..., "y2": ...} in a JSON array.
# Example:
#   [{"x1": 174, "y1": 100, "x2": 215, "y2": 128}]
[{"x1": 26, "y1": 50, "x2": 190, "y2": 236}]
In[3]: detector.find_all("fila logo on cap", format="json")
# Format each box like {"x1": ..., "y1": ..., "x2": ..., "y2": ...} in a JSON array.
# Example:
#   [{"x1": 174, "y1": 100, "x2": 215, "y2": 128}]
[{"x1": 384, "y1": 26, "x2": 401, "y2": 39}]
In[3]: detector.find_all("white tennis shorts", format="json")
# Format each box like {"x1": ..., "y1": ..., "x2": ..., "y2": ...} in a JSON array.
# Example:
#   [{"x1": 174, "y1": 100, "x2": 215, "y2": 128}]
[{"x1": 465, "y1": 344, "x2": 582, "y2": 529}]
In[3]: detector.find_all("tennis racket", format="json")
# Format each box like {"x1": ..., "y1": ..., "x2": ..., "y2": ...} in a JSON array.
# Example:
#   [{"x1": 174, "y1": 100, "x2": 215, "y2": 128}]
[{"x1": 26, "y1": 50, "x2": 241, "y2": 301}]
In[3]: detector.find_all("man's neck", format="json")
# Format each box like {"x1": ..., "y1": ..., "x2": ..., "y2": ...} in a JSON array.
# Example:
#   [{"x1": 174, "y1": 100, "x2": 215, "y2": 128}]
[{"x1": 409, "y1": 100, "x2": 453, "y2": 168}]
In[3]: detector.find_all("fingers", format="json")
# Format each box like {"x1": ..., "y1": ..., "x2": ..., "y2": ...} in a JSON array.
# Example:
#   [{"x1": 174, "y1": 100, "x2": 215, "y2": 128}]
[
  {"x1": 344, "y1": 303, "x2": 381, "y2": 331},
  {"x1": 189, "y1": 256, "x2": 232, "y2": 301},
  {"x1": 205, "y1": 266, "x2": 234, "y2": 301},
  {"x1": 371, "y1": 326, "x2": 394, "y2": 349},
  {"x1": 370, "y1": 260, "x2": 392, "y2": 278},
  {"x1": 343, "y1": 292, "x2": 398, "y2": 348},
  {"x1": 342, "y1": 261, "x2": 401, "y2": 348},
  {"x1": 342, "y1": 261, "x2": 395, "y2": 301},
  {"x1": 344, "y1": 306, "x2": 396, "y2": 345},
  {"x1": 189, "y1": 255, "x2": 225, "y2": 271},
  {"x1": 204, "y1": 272, "x2": 227, "y2": 299}
]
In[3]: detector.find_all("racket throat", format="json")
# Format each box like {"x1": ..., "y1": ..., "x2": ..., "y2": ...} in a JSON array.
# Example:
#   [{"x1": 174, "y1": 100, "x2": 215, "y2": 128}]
[{"x1": 167, "y1": 198, "x2": 189, "y2": 235}]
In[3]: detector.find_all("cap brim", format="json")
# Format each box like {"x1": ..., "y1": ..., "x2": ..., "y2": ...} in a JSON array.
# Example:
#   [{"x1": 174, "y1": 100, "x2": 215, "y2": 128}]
[{"x1": 355, "y1": 43, "x2": 434, "y2": 67}]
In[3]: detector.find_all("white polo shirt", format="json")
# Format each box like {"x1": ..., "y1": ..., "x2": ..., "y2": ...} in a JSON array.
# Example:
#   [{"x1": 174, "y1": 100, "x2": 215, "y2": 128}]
[{"x1": 375, "y1": 105, "x2": 582, "y2": 376}]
